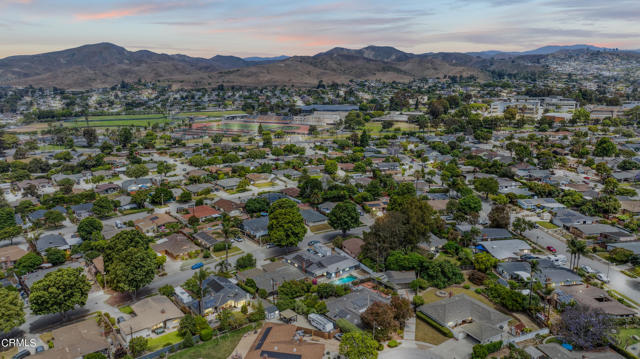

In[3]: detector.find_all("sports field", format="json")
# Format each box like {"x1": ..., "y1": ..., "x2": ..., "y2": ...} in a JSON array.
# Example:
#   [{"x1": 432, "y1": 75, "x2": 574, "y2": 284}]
[
  {"x1": 63, "y1": 114, "x2": 171, "y2": 128},
  {"x1": 176, "y1": 110, "x2": 245, "y2": 117},
  {"x1": 216, "y1": 122, "x2": 302, "y2": 132}
]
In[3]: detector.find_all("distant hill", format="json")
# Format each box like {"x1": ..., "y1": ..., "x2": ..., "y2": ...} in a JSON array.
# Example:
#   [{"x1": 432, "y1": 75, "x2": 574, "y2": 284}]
[
  {"x1": 243, "y1": 55, "x2": 289, "y2": 62},
  {"x1": 466, "y1": 44, "x2": 621, "y2": 58},
  {"x1": 1, "y1": 42, "x2": 598, "y2": 89}
]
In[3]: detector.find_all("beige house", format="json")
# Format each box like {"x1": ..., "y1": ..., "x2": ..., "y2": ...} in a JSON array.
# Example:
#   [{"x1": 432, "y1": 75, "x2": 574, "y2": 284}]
[{"x1": 123, "y1": 296, "x2": 184, "y2": 341}]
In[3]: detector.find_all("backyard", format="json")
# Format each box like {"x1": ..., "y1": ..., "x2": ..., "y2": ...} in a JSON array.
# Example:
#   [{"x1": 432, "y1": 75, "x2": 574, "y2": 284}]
[
  {"x1": 616, "y1": 328, "x2": 640, "y2": 348},
  {"x1": 169, "y1": 325, "x2": 257, "y2": 359}
]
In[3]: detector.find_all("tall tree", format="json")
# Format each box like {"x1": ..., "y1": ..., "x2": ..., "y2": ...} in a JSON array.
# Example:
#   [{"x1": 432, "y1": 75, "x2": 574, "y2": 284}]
[
  {"x1": 29, "y1": 267, "x2": 90, "y2": 318},
  {"x1": 221, "y1": 213, "x2": 241, "y2": 268},
  {"x1": 108, "y1": 248, "x2": 156, "y2": 299},
  {"x1": 328, "y1": 201, "x2": 360, "y2": 237},
  {"x1": 183, "y1": 268, "x2": 213, "y2": 316},
  {"x1": 339, "y1": 331, "x2": 379, "y2": 359},
  {"x1": 0, "y1": 287, "x2": 25, "y2": 333},
  {"x1": 268, "y1": 200, "x2": 306, "y2": 249},
  {"x1": 77, "y1": 217, "x2": 103, "y2": 241}
]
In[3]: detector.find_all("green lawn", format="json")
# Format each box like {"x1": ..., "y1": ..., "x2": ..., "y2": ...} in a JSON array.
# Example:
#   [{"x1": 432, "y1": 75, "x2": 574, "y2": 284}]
[
  {"x1": 421, "y1": 287, "x2": 495, "y2": 308},
  {"x1": 536, "y1": 221, "x2": 558, "y2": 229},
  {"x1": 309, "y1": 223, "x2": 334, "y2": 233},
  {"x1": 415, "y1": 317, "x2": 450, "y2": 345},
  {"x1": 176, "y1": 110, "x2": 245, "y2": 117},
  {"x1": 119, "y1": 305, "x2": 133, "y2": 314},
  {"x1": 617, "y1": 328, "x2": 640, "y2": 347},
  {"x1": 64, "y1": 117, "x2": 171, "y2": 128},
  {"x1": 39, "y1": 144, "x2": 66, "y2": 151},
  {"x1": 170, "y1": 325, "x2": 257, "y2": 359},
  {"x1": 213, "y1": 246, "x2": 242, "y2": 258},
  {"x1": 148, "y1": 331, "x2": 182, "y2": 351},
  {"x1": 253, "y1": 182, "x2": 275, "y2": 188}
]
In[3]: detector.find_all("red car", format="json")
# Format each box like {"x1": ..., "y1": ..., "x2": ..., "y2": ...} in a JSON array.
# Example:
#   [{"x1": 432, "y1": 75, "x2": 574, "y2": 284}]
[{"x1": 546, "y1": 246, "x2": 557, "y2": 253}]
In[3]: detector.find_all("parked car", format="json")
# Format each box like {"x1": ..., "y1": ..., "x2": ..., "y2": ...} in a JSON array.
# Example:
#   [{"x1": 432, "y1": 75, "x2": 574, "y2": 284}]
[
  {"x1": 580, "y1": 265, "x2": 596, "y2": 274},
  {"x1": 35, "y1": 347, "x2": 44, "y2": 353},
  {"x1": 546, "y1": 246, "x2": 557, "y2": 253},
  {"x1": 191, "y1": 262, "x2": 204, "y2": 270},
  {"x1": 596, "y1": 273, "x2": 610, "y2": 283},
  {"x1": 13, "y1": 350, "x2": 31, "y2": 359},
  {"x1": 334, "y1": 333, "x2": 343, "y2": 341},
  {"x1": 115, "y1": 220, "x2": 124, "y2": 229},
  {"x1": 308, "y1": 240, "x2": 320, "y2": 246},
  {"x1": 307, "y1": 248, "x2": 317, "y2": 255},
  {"x1": 117, "y1": 316, "x2": 126, "y2": 324},
  {"x1": 234, "y1": 237, "x2": 243, "y2": 242},
  {"x1": 520, "y1": 254, "x2": 537, "y2": 260}
]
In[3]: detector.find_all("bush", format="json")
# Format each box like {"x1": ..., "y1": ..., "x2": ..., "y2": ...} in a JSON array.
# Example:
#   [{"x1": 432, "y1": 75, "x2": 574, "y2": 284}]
[
  {"x1": 258, "y1": 288, "x2": 268, "y2": 298},
  {"x1": 463, "y1": 284, "x2": 471, "y2": 289},
  {"x1": 413, "y1": 295, "x2": 425, "y2": 306},
  {"x1": 182, "y1": 334, "x2": 194, "y2": 348},
  {"x1": 213, "y1": 242, "x2": 232, "y2": 252},
  {"x1": 336, "y1": 318, "x2": 360, "y2": 333},
  {"x1": 200, "y1": 328, "x2": 213, "y2": 341},
  {"x1": 388, "y1": 339, "x2": 400, "y2": 348},
  {"x1": 472, "y1": 341, "x2": 502, "y2": 359},
  {"x1": 129, "y1": 336, "x2": 148, "y2": 357},
  {"x1": 416, "y1": 312, "x2": 453, "y2": 338},
  {"x1": 468, "y1": 270, "x2": 488, "y2": 285}
]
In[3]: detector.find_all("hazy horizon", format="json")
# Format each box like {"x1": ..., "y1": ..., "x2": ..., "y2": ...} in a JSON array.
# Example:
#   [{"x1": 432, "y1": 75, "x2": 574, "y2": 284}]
[{"x1": 1, "y1": 0, "x2": 639, "y2": 58}]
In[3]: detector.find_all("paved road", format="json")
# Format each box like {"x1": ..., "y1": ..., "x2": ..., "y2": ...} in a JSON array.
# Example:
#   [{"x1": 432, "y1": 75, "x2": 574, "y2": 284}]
[{"x1": 523, "y1": 227, "x2": 640, "y2": 305}]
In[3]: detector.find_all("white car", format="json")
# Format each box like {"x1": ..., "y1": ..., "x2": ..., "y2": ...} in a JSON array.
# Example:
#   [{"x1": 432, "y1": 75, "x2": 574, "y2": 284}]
[
  {"x1": 596, "y1": 273, "x2": 610, "y2": 283},
  {"x1": 580, "y1": 265, "x2": 596, "y2": 274}
]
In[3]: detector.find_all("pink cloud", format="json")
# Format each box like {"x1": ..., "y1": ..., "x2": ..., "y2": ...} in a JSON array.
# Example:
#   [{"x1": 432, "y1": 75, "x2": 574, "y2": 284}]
[{"x1": 75, "y1": 5, "x2": 153, "y2": 20}]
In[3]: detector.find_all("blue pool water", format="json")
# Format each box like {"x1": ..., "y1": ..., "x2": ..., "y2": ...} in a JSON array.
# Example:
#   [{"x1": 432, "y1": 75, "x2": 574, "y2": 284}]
[{"x1": 331, "y1": 275, "x2": 357, "y2": 285}]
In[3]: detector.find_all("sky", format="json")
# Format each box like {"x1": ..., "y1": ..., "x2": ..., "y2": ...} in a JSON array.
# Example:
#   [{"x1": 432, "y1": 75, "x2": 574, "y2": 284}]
[{"x1": 1, "y1": 0, "x2": 639, "y2": 59}]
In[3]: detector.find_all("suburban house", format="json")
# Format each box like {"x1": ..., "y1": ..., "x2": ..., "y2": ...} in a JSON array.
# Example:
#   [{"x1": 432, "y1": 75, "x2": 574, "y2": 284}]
[
  {"x1": 34, "y1": 317, "x2": 110, "y2": 359},
  {"x1": 212, "y1": 198, "x2": 244, "y2": 216},
  {"x1": 242, "y1": 216, "x2": 269, "y2": 239},
  {"x1": 552, "y1": 284, "x2": 635, "y2": 318},
  {"x1": 94, "y1": 183, "x2": 120, "y2": 195},
  {"x1": 568, "y1": 223, "x2": 627, "y2": 239},
  {"x1": 534, "y1": 260, "x2": 582, "y2": 287},
  {"x1": 151, "y1": 233, "x2": 200, "y2": 259},
  {"x1": 245, "y1": 173, "x2": 272, "y2": 184},
  {"x1": 13, "y1": 178, "x2": 52, "y2": 193},
  {"x1": 551, "y1": 208, "x2": 595, "y2": 228},
  {"x1": 497, "y1": 261, "x2": 531, "y2": 281},
  {"x1": 27, "y1": 206, "x2": 66, "y2": 224},
  {"x1": 35, "y1": 233, "x2": 69, "y2": 254},
  {"x1": 134, "y1": 213, "x2": 178, "y2": 235},
  {"x1": 121, "y1": 178, "x2": 153, "y2": 192},
  {"x1": 0, "y1": 245, "x2": 27, "y2": 269},
  {"x1": 341, "y1": 237, "x2": 365, "y2": 259},
  {"x1": 418, "y1": 294, "x2": 511, "y2": 344},
  {"x1": 182, "y1": 205, "x2": 221, "y2": 223},
  {"x1": 236, "y1": 261, "x2": 306, "y2": 295},
  {"x1": 475, "y1": 228, "x2": 513, "y2": 241},
  {"x1": 325, "y1": 286, "x2": 389, "y2": 327},
  {"x1": 192, "y1": 231, "x2": 220, "y2": 248},
  {"x1": 244, "y1": 323, "x2": 324, "y2": 359},
  {"x1": 283, "y1": 251, "x2": 359, "y2": 279},
  {"x1": 21, "y1": 262, "x2": 84, "y2": 294},
  {"x1": 186, "y1": 276, "x2": 250, "y2": 315},
  {"x1": 216, "y1": 178, "x2": 242, "y2": 191},
  {"x1": 123, "y1": 296, "x2": 185, "y2": 340},
  {"x1": 517, "y1": 198, "x2": 565, "y2": 211},
  {"x1": 477, "y1": 239, "x2": 531, "y2": 260},
  {"x1": 70, "y1": 203, "x2": 94, "y2": 219},
  {"x1": 300, "y1": 208, "x2": 328, "y2": 226},
  {"x1": 384, "y1": 270, "x2": 416, "y2": 289}
]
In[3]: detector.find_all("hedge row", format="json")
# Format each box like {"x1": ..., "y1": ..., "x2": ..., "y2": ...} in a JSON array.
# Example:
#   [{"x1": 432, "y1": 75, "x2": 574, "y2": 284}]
[
  {"x1": 416, "y1": 311, "x2": 454, "y2": 338},
  {"x1": 610, "y1": 343, "x2": 640, "y2": 359}
]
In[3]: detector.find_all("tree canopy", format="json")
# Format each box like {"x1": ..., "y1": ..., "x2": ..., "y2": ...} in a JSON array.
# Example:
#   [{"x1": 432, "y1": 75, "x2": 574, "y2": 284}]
[{"x1": 29, "y1": 267, "x2": 90, "y2": 316}]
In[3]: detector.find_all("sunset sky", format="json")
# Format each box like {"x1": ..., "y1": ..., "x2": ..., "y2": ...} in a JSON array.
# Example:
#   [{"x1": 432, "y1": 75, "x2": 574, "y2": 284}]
[{"x1": 1, "y1": 0, "x2": 639, "y2": 58}]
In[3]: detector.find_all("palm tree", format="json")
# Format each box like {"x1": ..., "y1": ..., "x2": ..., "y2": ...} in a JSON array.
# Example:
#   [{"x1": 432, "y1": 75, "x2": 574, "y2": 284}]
[
  {"x1": 193, "y1": 268, "x2": 212, "y2": 316},
  {"x1": 220, "y1": 213, "x2": 241, "y2": 269},
  {"x1": 574, "y1": 240, "x2": 588, "y2": 269},
  {"x1": 528, "y1": 260, "x2": 539, "y2": 309},
  {"x1": 567, "y1": 238, "x2": 578, "y2": 269}
]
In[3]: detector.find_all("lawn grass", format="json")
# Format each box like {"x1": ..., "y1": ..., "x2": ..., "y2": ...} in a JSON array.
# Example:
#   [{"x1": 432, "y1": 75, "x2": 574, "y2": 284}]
[
  {"x1": 617, "y1": 328, "x2": 640, "y2": 347},
  {"x1": 64, "y1": 117, "x2": 171, "y2": 128},
  {"x1": 176, "y1": 110, "x2": 245, "y2": 117},
  {"x1": 39, "y1": 144, "x2": 66, "y2": 151},
  {"x1": 213, "y1": 246, "x2": 242, "y2": 258},
  {"x1": 309, "y1": 223, "x2": 334, "y2": 233},
  {"x1": 536, "y1": 221, "x2": 558, "y2": 229},
  {"x1": 170, "y1": 324, "x2": 256, "y2": 359},
  {"x1": 414, "y1": 317, "x2": 450, "y2": 345},
  {"x1": 119, "y1": 305, "x2": 133, "y2": 314},
  {"x1": 253, "y1": 182, "x2": 275, "y2": 188},
  {"x1": 435, "y1": 252, "x2": 460, "y2": 265},
  {"x1": 148, "y1": 331, "x2": 182, "y2": 351}
]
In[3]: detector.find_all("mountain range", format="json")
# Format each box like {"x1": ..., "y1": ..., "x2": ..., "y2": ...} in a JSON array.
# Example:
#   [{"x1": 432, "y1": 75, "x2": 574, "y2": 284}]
[{"x1": 0, "y1": 43, "x2": 634, "y2": 89}]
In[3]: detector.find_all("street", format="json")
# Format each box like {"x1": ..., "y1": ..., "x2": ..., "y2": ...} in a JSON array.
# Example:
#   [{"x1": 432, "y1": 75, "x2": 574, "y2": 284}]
[{"x1": 523, "y1": 227, "x2": 640, "y2": 305}]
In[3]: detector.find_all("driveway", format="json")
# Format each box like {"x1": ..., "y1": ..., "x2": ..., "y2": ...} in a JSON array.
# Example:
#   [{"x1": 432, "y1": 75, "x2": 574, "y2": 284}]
[{"x1": 428, "y1": 337, "x2": 475, "y2": 359}]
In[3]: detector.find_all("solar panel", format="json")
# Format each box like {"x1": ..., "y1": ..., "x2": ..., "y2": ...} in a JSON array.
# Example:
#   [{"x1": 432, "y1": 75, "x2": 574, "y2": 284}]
[
  {"x1": 255, "y1": 326, "x2": 272, "y2": 350},
  {"x1": 259, "y1": 351, "x2": 301, "y2": 359}
]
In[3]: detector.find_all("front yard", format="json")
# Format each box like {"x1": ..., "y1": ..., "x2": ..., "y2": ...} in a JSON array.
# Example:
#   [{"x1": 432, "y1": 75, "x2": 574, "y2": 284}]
[
  {"x1": 309, "y1": 223, "x2": 334, "y2": 233},
  {"x1": 415, "y1": 317, "x2": 450, "y2": 345},
  {"x1": 148, "y1": 331, "x2": 182, "y2": 351},
  {"x1": 536, "y1": 221, "x2": 558, "y2": 229}
]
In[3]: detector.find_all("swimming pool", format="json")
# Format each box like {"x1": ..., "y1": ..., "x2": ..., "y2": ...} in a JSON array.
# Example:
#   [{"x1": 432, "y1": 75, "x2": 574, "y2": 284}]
[{"x1": 331, "y1": 275, "x2": 357, "y2": 285}]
